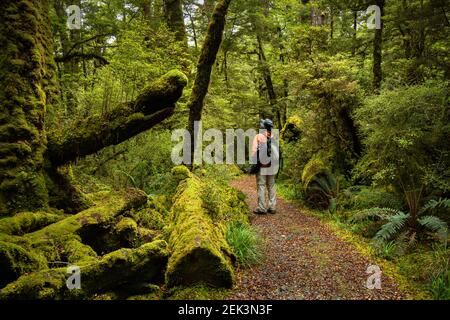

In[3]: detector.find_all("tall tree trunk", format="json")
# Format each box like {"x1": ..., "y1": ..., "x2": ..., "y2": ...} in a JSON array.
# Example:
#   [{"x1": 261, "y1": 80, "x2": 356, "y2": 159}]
[
  {"x1": 164, "y1": 0, "x2": 187, "y2": 46},
  {"x1": 53, "y1": 0, "x2": 79, "y2": 114},
  {"x1": 352, "y1": 10, "x2": 357, "y2": 56},
  {"x1": 256, "y1": 34, "x2": 281, "y2": 129},
  {"x1": 330, "y1": 6, "x2": 334, "y2": 39},
  {"x1": 0, "y1": 0, "x2": 58, "y2": 215},
  {"x1": 143, "y1": 0, "x2": 153, "y2": 19},
  {"x1": 372, "y1": 0, "x2": 385, "y2": 92},
  {"x1": 187, "y1": 0, "x2": 232, "y2": 164},
  {"x1": 0, "y1": 1, "x2": 187, "y2": 216}
]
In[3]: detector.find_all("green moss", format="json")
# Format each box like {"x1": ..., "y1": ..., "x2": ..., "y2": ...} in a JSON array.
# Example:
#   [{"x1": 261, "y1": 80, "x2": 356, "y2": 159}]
[
  {"x1": 0, "y1": 241, "x2": 47, "y2": 287},
  {"x1": 0, "y1": 211, "x2": 64, "y2": 235},
  {"x1": 0, "y1": 240, "x2": 169, "y2": 299},
  {"x1": 171, "y1": 165, "x2": 191, "y2": 181},
  {"x1": 134, "y1": 70, "x2": 188, "y2": 113},
  {"x1": 47, "y1": 70, "x2": 187, "y2": 166},
  {"x1": 166, "y1": 174, "x2": 248, "y2": 288},
  {"x1": 115, "y1": 217, "x2": 140, "y2": 247},
  {"x1": 0, "y1": 268, "x2": 69, "y2": 300},
  {"x1": 0, "y1": 0, "x2": 59, "y2": 215},
  {"x1": 63, "y1": 238, "x2": 97, "y2": 264},
  {"x1": 25, "y1": 191, "x2": 143, "y2": 242},
  {"x1": 281, "y1": 115, "x2": 303, "y2": 142},
  {"x1": 167, "y1": 284, "x2": 228, "y2": 300}
]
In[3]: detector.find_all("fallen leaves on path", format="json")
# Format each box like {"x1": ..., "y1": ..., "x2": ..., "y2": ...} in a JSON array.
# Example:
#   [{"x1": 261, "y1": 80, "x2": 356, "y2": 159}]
[{"x1": 227, "y1": 176, "x2": 404, "y2": 300}]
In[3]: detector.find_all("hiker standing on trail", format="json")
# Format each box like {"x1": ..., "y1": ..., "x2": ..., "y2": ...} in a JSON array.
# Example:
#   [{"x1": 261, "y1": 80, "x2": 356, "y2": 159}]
[{"x1": 251, "y1": 119, "x2": 279, "y2": 215}]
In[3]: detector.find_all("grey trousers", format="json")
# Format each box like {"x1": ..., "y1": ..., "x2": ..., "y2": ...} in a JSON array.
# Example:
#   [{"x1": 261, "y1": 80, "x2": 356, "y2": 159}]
[{"x1": 256, "y1": 172, "x2": 276, "y2": 211}]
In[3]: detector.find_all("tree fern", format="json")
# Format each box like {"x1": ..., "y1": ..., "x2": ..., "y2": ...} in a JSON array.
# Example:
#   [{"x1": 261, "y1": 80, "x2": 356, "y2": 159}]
[
  {"x1": 418, "y1": 215, "x2": 448, "y2": 237},
  {"x1": 374, "y1": 212, "x2": 410, "y2": 243},
  {"x1": 420, "y1": 198, "x2": 450, "y2": 214},
  {"x1": 351, "y1": 207, "x2": 402, "y2": 223}
]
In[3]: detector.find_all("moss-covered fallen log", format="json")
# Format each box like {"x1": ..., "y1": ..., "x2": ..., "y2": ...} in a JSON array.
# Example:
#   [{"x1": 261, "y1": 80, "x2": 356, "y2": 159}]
[
  {"x1": 165, "y1": 166, "x2": 249, "y2": 288},
  {"x1": 0, "y1": 189, "x2": 147, "y2": 287},
  {"x1": 0, "y1": 211, "x2": 64, "y2": 235},
  {"x1": 47, "y1": 70, "x2": 188, "y2": 166},
  {"x1": 0, "y1": 240, "x2": 169, "y2": 300}
]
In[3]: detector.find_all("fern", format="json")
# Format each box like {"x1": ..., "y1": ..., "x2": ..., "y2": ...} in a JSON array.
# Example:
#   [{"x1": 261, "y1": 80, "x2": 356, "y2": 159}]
[
  {"x1": 418, "y1": 215, "x2": 448, "y2": 237},
  {"x1": 420, "y1": 198, "x2": 450, "y2": 214},
  {"x1": 351, "y1": 207, "x2": 402, "y2": 222},
  {"x1": 374, "y1": 212, "x2": 410, "y2": 243},
  {"x1": 394, "y1": 230, "x2": 417, "y2": 255}
]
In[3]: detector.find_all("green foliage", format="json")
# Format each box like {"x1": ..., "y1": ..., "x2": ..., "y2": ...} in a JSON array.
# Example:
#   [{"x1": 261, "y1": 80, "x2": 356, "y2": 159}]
[
  {"x1": 225, "y1": 221, "x2": 264, "y2": 268},
  {"x1": 374, "y1": 212, "x2": 411, "y2": 243},
  {"x1": 349, "y1": 187, "x2": 404, "y2": 211},
  {"x1": 354, "y1": 81, "x2": 450, "y2": 194},
  {"x1": 351, "y1": 207, "x2": 403, "y2": 223},
  {"x1": 375, "y1": 241, "x2": 398, "y2": 260},
  {"x1": 301, "y1": 157, "x2": 339, "y2": 210},
  {"x1": 429, "y1": 260, "x2": 450, "y2": 300},
  {"x1": 369, "y1": 200, "x2": 449, "y2": 246}
]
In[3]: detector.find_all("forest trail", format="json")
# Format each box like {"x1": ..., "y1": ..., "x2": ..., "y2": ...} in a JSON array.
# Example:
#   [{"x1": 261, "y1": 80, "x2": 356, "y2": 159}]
[{"x1": 227, "y1": 176, "x2": 404, "y2": 300}]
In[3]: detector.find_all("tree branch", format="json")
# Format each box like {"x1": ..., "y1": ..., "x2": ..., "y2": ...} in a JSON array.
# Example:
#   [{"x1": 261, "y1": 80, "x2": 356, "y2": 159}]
[
  {"x1": 55, "y1": 52, "x2": 109, "y2": 65},
  {"x1": 47, "y1": 70, "x2": 188, "y2": 166}
]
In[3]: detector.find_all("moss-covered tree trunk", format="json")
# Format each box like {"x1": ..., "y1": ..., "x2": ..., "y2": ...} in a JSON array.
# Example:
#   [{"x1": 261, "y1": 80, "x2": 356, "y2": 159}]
[
  {"x1": 0, "y1": 0, "x2": 58, "y2": 215},
  {"x1": 164, "y1": 0, "x2": 187, "y2": 45},
  {"x1": 0, "y1": 1, "x2": 187, "y2": 216},
  {"x1": 256, "y1": 33, "x2": 281, "y2": 129},
  {"x1": 187, "y1": 0, "x2": 232, "y2": 164}
]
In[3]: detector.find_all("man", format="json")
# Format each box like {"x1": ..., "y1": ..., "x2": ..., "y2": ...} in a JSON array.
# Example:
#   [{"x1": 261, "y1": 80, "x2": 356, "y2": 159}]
[{"x1": 252, "y1": 119, "x2": 277, "y2": 215}]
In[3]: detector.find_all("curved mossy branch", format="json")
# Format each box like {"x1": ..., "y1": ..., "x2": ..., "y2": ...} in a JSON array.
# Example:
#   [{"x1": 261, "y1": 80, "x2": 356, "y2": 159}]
[{"x1": 47, "y1": 71, "x2": 188, "y2": 166}]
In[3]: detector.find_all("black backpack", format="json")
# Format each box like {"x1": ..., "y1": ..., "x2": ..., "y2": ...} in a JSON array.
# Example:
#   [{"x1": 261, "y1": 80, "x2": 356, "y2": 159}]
[{"x1": 257, "y1": 136, "x2": 272, "y2": 168}]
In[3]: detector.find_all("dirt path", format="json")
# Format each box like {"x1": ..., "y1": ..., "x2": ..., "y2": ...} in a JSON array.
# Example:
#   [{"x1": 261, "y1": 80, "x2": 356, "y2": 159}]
[{"x1": 227, "y1": 176, "x2": 404, "y2": 300}]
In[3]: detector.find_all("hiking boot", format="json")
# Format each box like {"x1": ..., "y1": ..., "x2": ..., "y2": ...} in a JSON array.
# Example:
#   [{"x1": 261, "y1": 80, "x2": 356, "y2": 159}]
[
  {"x1": 253, "y1": 209, "x2": 267, "y2": 215},
  {"x1": 267, "y1": 208, "x2": 276, "y2": 214}
]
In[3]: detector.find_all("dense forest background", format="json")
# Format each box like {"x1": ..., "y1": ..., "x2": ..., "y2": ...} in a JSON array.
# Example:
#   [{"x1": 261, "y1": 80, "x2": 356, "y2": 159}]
[{"x1": 0, "y1": 0, "x2": 449, "y2": 300}]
